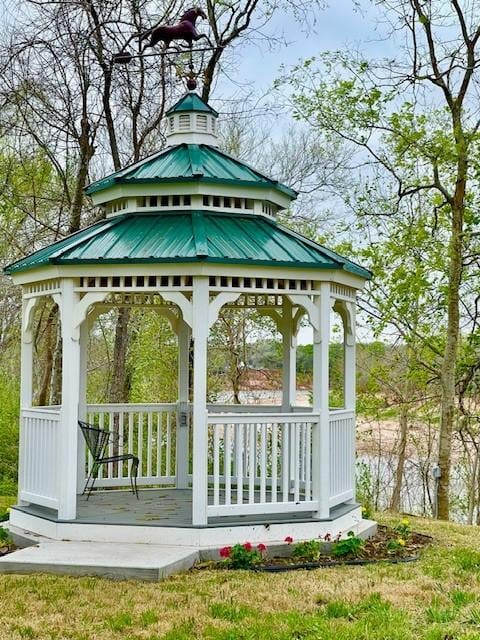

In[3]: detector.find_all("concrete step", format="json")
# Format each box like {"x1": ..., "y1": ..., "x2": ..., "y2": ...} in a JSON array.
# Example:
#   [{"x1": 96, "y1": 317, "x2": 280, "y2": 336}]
[{"x1": 0, "y1": 540, "x2": 199, "y2": 581}]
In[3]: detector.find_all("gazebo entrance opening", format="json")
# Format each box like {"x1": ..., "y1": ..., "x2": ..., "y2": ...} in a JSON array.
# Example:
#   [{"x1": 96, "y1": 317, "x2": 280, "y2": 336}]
[{"x1": 18, "y1": 276, "x2": 356, "y2": 528}]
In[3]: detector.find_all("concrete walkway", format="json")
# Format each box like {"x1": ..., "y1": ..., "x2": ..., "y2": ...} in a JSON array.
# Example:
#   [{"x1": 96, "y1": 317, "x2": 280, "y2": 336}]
[{"x1": 0, "y1": 540, "x2": 199, "y2": 581}]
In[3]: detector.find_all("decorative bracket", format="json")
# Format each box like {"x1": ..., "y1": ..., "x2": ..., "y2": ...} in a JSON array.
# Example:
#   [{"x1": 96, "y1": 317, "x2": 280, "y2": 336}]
[
  {"x1": 287, "y1": 294, "x2": 322, "y2": 332},
  {"x1": 22, "y1": 297, "x2": 39, "y2": 344},
  {"x1": 207, "y1": 292, "x2": 242, "y2": 329},
  {"x1": 162, "y1": 292, "x2": 193, "y2": 329},
  {"x1": 333, "y1": 299, "x2": 355, "y2": 346}
]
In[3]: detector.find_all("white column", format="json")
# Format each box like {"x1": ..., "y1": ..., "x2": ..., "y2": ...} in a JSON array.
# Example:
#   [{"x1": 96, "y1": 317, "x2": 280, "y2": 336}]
[
  {"x1": 176, "y1": 319, "x2": 190, "y2": 489},
  {"x1": 58, "y1": 279, "x2": 81, "y2": 520},
  {"x1": 18, "y1": 296, "x2": 35, "y2": 504},
  {"x1": 191, "y1": 276, "x2": 209, "y2": 525},
  {"x1": 76, "y1": 318, "x2": 88, "y2": 494},
  {"x1": 312, "y1": 282, "x2": 331, "y2": 519},
  {"x1": 281, "y1": 298, "x2": 297, "y2": 412}
]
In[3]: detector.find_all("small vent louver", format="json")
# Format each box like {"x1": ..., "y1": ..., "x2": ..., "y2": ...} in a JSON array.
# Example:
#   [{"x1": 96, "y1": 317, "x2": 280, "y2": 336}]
[
  {"x1": 196, "y1": 114, "x2": 208, "y2": 131},
  {"x1": 178, "y1": 114, "x2": 191, "y2": 130}
]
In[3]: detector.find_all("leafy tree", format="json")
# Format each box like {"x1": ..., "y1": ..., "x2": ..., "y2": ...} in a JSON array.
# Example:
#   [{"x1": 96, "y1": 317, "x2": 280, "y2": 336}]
[{"x1": 283, "y1": 1, "x2": 480, "y2": 519}]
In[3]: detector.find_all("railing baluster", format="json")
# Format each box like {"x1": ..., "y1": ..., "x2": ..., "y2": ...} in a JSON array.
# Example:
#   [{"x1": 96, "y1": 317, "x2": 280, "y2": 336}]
[
  {"x1": 166, "y1": 412, "x2": 171, "y2": 477},
  {"x1": 98, "y1": 413, "x2": 104, "y2": 479},
  {"x1": 271, "y1": 422, "x2": 278, "y2": 503},
  {"x1": 108, "y1": 411, "x2": 114, "y2": 478},
  {"x1": 236, "y1": 423, "x2": 243, "y2": 504},
  {"x1": 305, "y1": 423, "x2": 311, "y2": 500},
  {"x1": 260, "y1": 422, "x2": 267, "y2": 503},
  {"x1": 138, "y1": 412, "x2": 143, "y2": 477},
  {"x1": 225, "y1": 423, "x2": 231, "y2": 505},
  {"x1": 213, "y1": 424, "x2": 220, "y2": 505},
  {"x1": 118, "y1": 412, "x2": 124, "y2": 478},
  {"x1": 156, "y1": 412, "x2": 162, "y2": 477},
  {"x1": 294, "y1": 423, "x2": 300, "y2": 502},
  {"x1": 282, "y1": 422, "x2": 289, "y2": 502},
  {"x1": 147, "y1": 412, "x2": 153, "y2": 477},
  {"x1": 248, "y1": 423, "x2": 255, "y2": 503}
]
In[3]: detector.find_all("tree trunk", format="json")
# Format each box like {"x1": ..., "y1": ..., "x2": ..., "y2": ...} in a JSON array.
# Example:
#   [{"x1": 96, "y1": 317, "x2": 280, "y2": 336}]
[
  {"x1": 436, "y1": 136, "x2": 465, "y2": 519},
  {"x1": 390, "y1": 403, "x2": 408, "y2": 511},
  {"x1": 467, "y1": 442, "x2": 479, "y2": 525},
  {"x1": 50, "y1": 327, "x2": 63, "y2": 406},
  {"x1": 109, "y1": 307, "x2": 131, "y2": 403}
]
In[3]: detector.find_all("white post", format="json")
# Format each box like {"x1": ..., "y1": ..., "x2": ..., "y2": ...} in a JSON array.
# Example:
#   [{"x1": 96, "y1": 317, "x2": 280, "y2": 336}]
[
  {"x1": 191, "y1": 276, "x2": 209, "y2": 525},
  {"x1": 312, "y1": 282, "x2": 331, "y2": 519},
  {"x1": 18, "y1": 295, "x2": 35, "y2": 504},
  {"x1": 76, "y1": 318, "x2": 88, "y2": 493},
  {"x1": 58, "y1": 279, "x2": 81, "y2": 520},
  {"x1": 281, "y1": 298, "x2": 297, "y2": 412},
  {"x1": 176, "y1": 319, "x2": 190, "y2": 489}
]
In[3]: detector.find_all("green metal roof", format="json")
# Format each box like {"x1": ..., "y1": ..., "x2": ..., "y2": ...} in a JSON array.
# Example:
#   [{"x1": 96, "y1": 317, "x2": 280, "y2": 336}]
[
  {"x1": 85, "y1": 144, "x2": 296, "y2": 199},
  {"x1": 166, "y1": 92, "x2": 218, "y2": 117},
  {"x1": 4, "y1": 211, "x2": 371, "y2": 279}
]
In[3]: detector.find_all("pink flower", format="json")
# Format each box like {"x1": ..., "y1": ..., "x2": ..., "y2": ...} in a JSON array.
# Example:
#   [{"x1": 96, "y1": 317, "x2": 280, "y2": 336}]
[
  {"x1": 257, "y1": 543, "x2": 267, "y2": 553},
  {"x1": 284, "y1": 536, "x2": 294, "y2": 544},
  {"x1": 219, "y1": 546, "x2": 232, "y2": 558},
  {"x1": 243, "y1": 542, "x2": 253, "y2": 551}
]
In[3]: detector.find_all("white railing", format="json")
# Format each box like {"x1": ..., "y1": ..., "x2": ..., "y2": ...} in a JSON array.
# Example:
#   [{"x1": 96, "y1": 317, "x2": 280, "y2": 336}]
[
  {"x1": 85, "y1": 403, "x2": 179, "y2": 487},
  {"x1": 207, "y1": 412, "x2": 319, "y2": 517},
  {"x1": 329, "y1": 409, "x2": 355, "y2": 507},
  {"x1": 20, "y1": 407, "x2": 60, "y2": 509}
]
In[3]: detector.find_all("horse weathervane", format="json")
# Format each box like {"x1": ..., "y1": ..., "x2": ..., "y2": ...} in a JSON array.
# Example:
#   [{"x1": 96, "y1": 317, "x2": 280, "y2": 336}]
[{"x1": 113, "y1": 7, "x2": 214, "y2": 90}]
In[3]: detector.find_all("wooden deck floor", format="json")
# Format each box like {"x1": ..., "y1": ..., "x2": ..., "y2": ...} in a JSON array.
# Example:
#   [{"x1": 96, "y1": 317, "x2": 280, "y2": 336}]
[
  {"x1": 15, "y1": 488, "x2": 357, "y2": 528},
  {"x1": 16, "y1": 488, "x2": 354, "y2": 527}
]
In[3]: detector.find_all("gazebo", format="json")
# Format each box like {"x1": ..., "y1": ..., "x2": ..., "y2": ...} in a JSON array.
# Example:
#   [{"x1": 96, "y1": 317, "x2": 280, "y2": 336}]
[{"x1": 5, "y1": 92, "x2": 373, "y2": 547}]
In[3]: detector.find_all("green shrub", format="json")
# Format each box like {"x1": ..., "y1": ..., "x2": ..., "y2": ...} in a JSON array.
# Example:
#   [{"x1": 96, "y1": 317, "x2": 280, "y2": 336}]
[
  {"x1": 331, "y1": 531, "x2": 364, "y2": 558},
  {"x1": 292, "y1": 539, "x2": 322, "y2": 562},
  {"x1": 0, "y1": 526, "x2": 11, "y2": 546}
]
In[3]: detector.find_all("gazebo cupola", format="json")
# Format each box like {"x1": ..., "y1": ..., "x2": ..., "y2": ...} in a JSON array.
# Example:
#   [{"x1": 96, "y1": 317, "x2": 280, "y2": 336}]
[
  {"x1": 165, "y1": 92, "x2": 219, "y2": 147},
  {"x1": 5, "y1": 87, "x2": 373, "y2": 543}
]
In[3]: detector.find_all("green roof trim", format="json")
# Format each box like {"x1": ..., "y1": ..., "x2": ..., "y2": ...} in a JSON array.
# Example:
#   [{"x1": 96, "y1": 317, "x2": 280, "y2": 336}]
[
  {"x1": 4, "y1": 210, "x2": 372, "y2": 280},
  {"x1": 166, "y1": 92, "x2": 218, "y2": 117},
  {"x1": 85, "y1": 144, "x2": 297, "y2": 199}
]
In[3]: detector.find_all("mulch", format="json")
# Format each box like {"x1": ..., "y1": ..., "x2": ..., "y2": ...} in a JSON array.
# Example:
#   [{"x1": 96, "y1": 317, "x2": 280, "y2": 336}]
[{"x1": 201, "y1": 525, "x2": 433, "y2": 573}]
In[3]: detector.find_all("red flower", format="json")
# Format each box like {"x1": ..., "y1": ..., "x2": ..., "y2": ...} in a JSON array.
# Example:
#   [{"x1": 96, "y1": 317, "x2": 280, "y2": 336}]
[
  {"x1": 257, "y1": 543, "x2": 267, "y2": 553},
  {"x1": 243, "y1": 542, "x2": 253, "y2": 551},
  {"x1": 219, "y1": 546, "x2": 232, "y2": 558},
  {"x1": 324, "y1": 533, "x2": 331, "y2": 542},
  {"x1": 284, "y1": 536, "x2": 294, "y2": 544}
]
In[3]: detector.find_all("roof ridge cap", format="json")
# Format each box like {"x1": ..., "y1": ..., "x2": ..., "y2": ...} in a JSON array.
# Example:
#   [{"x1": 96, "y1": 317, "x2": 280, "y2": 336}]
[{"x1": 191, "y1": 211, "x2": 209, "y2": 258}]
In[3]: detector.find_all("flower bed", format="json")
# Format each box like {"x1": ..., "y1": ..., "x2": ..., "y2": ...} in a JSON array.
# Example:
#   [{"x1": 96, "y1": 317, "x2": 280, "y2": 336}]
[{"x1": 206, "y1": 519, "x2": 432, "y2": 572}]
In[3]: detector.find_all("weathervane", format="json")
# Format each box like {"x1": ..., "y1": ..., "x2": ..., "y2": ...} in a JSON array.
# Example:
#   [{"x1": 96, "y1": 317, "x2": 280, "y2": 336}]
[{"x1": 112, "y1": 7, "x2": 215, "y2": 91}]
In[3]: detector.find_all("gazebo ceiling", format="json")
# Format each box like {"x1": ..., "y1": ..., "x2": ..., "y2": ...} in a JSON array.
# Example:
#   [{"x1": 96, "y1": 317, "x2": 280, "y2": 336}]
[
  {"x1": 85, "y1": 144, "x2": 296, "y2": 200},
  {"x1": 4, "y1": 210, "x2": 371, "y2": 278}
]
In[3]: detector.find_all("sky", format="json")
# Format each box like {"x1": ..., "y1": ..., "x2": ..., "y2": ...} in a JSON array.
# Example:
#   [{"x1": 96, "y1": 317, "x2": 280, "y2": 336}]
[{"x1": 216, "y1": 1, "x2": 395, "y2": 110}]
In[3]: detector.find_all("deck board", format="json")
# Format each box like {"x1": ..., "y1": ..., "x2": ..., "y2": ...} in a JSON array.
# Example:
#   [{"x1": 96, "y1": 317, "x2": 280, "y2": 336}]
[{"x1": 15, "y1": 488, "x2": 356, "y2": 528}]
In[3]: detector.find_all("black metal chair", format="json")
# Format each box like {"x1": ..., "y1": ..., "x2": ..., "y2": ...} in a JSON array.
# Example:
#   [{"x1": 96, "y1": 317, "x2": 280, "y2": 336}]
[{"x1": 78, "y1": 421, "x2": 139, "y2": 500}]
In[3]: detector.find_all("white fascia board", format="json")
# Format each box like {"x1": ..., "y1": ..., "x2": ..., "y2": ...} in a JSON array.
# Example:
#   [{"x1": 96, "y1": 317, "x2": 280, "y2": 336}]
[
  {"x1": 166, "y1": 131, "x2": 218, "y2": 147},
  {"x1": 89, "y1": 183, "x2": 292, "y2": 210},
  {"x1": 10, "y1": 263, "x2": 366, "y2": 290}
]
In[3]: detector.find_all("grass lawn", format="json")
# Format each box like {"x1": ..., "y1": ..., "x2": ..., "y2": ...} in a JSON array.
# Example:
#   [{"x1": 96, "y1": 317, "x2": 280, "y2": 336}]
[{"x1": 1, "y1": 510, "x2": 480, "y2": 639}]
